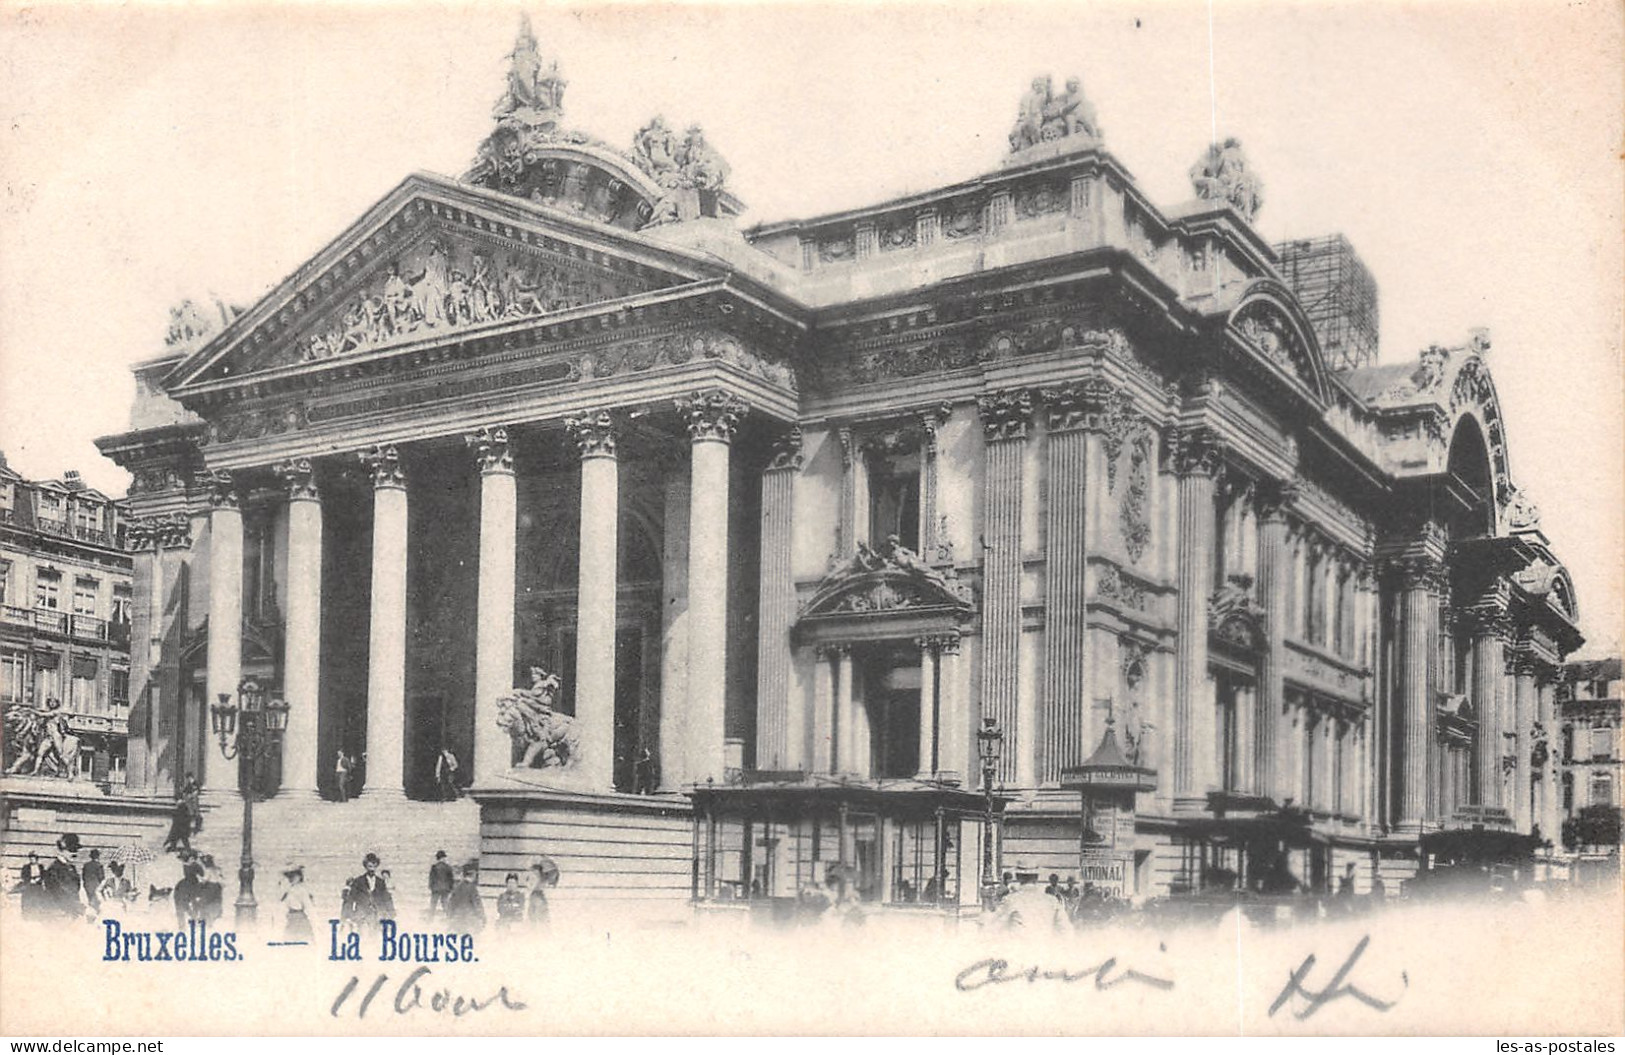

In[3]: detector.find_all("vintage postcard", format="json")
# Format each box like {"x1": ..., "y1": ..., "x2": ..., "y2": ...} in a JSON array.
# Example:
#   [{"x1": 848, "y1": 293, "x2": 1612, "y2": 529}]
[{"x1": 0, "y1": 0, "x2": 1621, "y2": 1038}]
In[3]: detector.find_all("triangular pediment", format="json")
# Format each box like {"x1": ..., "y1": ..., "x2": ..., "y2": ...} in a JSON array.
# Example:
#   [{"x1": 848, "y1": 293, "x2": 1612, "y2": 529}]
[{"x1": 166, "y1": 173, "x2": 723, "y2": 392}]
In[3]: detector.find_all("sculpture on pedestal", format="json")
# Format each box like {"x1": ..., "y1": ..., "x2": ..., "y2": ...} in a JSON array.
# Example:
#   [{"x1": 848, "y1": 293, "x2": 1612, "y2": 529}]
[
  {"x1": 631, "y1": 117, "x2": 733, "y2": 227},
  {"x1": 494, "y1": 667, "x2": 579, "y2": 769},
  {"x1": 1008, "y1": 74, "x2": 1103, "y2": 153},
  {"x1": 1189, "y1": 138, "x2": 1264, "y2": 221},
  {"x1": 4, "y1": 697, "x2": 78, "y2": 778}
]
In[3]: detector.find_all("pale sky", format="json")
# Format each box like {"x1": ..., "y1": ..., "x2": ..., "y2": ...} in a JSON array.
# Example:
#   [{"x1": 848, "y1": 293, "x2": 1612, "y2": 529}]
[{"x1": 0, "y1": 0, "x2": 1620, "y2": 653}]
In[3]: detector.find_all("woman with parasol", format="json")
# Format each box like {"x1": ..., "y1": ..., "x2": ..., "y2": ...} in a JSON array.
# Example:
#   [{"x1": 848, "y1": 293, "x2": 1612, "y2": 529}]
[
  {"x1": 279, "y1": 864, "x2": 315, "y2": 941},
  {"x1": 527, "y1": 857, "x2": 559, "y2": 928}
]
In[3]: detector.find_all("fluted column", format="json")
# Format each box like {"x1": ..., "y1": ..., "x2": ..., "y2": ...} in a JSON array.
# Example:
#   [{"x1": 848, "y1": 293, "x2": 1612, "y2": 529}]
[
  {"x1": 1469, "y1": 607, "x2": 1508, "y2": 808},
  {"x1": 1255, "y1": 483, "x2": 1293, "y2": 799},
  {"x1": 1538, "y1": 676, "x2": 1561, "y2": 840},
  {"x1": 937, "y1": 635, "x2": 964, "y2": 784},
  {"x1": 837, "y1": 427, "x2": 862, "y2": 556},
  {"x1": 976, "y1": 389, "x2": 1033, "y2": 785},
  {"x1": 813, "y1": 646, "x2": 837, "y2": 774},
  {"x1": 1173, "y1": 431, "x2": 1222, "y2": 808},
  {"x1": 275, "y1": 458, "x2": 323, "y2": 798},
  {"x1": 360, "y1": 445, "x2": 408, "y2": 797},
  {"x1": 568, "y1": 410, "x2": 620, "y2": 792},
  {"x1": 918, "y1": 404, "x2": 952, "y2": 560},
  {"x1": 1038, "y1": 383, "x2": 1100, "y2": 783},
  {"x1": 467, "y1": 426, "x2": 517, "y2": 785},
  {"x1": 1397, "y1": 554, "x2": 1445, "y2": 831},
  {"x1": 835, "y1": 646, "x2": 855, "y2": 774},
  {"x1": 1511, "y1": 655, "x2": 1538, "y2": 831},
  {"x1": 916, "y1": 637, "x2": 939, "y2": 779},
  {"x1": 755, "y1": 428, "x2": 801, "y2": 770},
  {"x1": 677, "y1": 390, "x2": 748, "y2": 784},
  {"x1": 203, "y1": 471, "x2": 242, "y2": 795}
]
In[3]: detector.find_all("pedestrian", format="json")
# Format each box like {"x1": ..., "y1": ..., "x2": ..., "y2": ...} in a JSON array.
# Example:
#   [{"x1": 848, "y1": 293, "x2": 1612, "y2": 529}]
[
  {"x1": 164, "y1": 777, "x2": 200, "y2": 853},
  {"x1": 436, "y1": 748, "x2": 460, "y2": 801},
  {"x1": 495, "y1": 872, "x2": 526, "y2": 929},
  {"x1": 44, "y1": 834, "x2": 84, "y2": 922},
  {"x1": 198, "y1": 855, "x2": 224, "y2": 924},
  {"x1": 1044, "y1": 873, "x2": 1061, "y2": 898},
  {"x1": 345, "y1": 853, "x2": 389, "y2": 929},
  {"x1": 279, "y1": 866, "x2": 315, "y2": 941},
  {"x1": 173, "y1": 861, "x2": 207, "y2": 926},
  {"x1": 527, "y1": 863, "x2": 553, "y2": 928},
  {"x1": 99, "y1": 861, "x2": 136, "y2": 917},
  {"x1": 446, "y1": 861, "x2": 486, "y2": 935},
  {"x1": 335, "y1": 750, "x2": 352, "y2": 803},
  {"x1": 80, "y1": 848, "x2": 106, "y2": 915},
  {"x1": 427, "y1": 850, "x2": 454, "y2": 918},
  {"x1": 16, "y1": 852, "x2": 47, "y2": 919}
]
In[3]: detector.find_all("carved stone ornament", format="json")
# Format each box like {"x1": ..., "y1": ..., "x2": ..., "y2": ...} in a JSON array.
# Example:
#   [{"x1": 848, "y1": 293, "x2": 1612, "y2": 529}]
[
  {"x1": 1506, "y1": 486, "x2": 1542, "y2": 532},
  {"x1": 766, "y1": 427, "x2": 804, "y2": 472},
  {"x1": 466, "y1": 426, "x2": 515, "y2": 475},
  {"x1": 204, "y1": 404, "x2": 310, "y2": 444},
  {"x1": 358, "y1": 444, "x2": 406, "y2": 490},
  {"x1": 1512, "y1": 559, "x2": 1557, "y2": 597},
  {"x1": 977, "y1": 389, "x2": 1035, "y2": 442},
  {"x1": 273, "y1": 458, "x2": 319, "y2": 501},
  {"x1": 164, "y1": 296, "x2": 240, "y2": 350},
  {"x1": 676, "y1": 389, "x2": 749, "y2": 443},
  {"x1": 1008, "y1": 73, "x2": 1102, "y2": 153},
  {"x1": 1394, "y1": 555, "x2": 1448, "y2": 594},
  {"x1": 1120, "y1": 428, "x2": 1154, "y2": 565},
  {"x1": 1255, "y1": 479, "x2": 1296, "y2": 523},
  {"x1": 1121, "y1": 639, "x2": 1150, "y2": 688},
  {"x1": 205, "y1": 470, "x2": 238, "y2": 509},
  {"x1": 126, "y1": 512, "x2": 192, "y2": 551},
  {"x1": 1189, "y1": 137, "x2": 1264, "y2": 221},
  {"x1": 129, "y1": 466, "x2": 187, "y2": 497},
  {"x1": 3, "y1": 696, "x2": 77, "y2": 779},
  {"x1": 630, "y1": 117, "x2": 732, "y2": 228},
  {"x1": 1095, "y1": 562, "x2": 1149, "y2": 611},
  {"x1": 1174, "y1": 429, "x2": 1225, "y2": 478},
  {"x1": 1208, "y1": 573, "x2": 1267, "y2": 652},
  {"x1": 494, "y1": 666, "x2": 579, "y2": 770},
  {"x1": 802, "y1": 536, "x2": 974, "y2": 618},
  {"x1": 565, "y1": 409, "x2": 618, "y2": 459}
]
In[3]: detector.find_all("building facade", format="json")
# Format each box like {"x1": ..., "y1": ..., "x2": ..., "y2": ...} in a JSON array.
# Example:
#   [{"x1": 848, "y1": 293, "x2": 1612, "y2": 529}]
[
  {"x1": 1558, "y1": 657, "x2": 1621, "y2": 877},
  {"x1": 0, "y1": 452, "x2": 134, "y2": 784},
  {"x1": 16, "y1": 32, "x2": 1585, "y2": 909}
]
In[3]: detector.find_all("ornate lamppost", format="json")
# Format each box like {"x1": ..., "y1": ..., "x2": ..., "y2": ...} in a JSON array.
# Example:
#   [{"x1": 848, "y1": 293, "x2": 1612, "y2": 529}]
[
  {"x1": 209, "y1": 678, "x2": 289, "y2": 927},
  {"x1": 976, "y1": 716, "x2": 1004, "y2": 909}
]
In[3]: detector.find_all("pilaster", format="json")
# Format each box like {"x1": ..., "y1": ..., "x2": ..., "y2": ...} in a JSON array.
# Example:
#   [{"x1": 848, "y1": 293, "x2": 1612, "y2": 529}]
[
  {"x1": 976, "y1": 388, "x2": 1033, "y2": 785},
  {"x1": 755, "y1": 427, "x2": 802, "y2": 770}
]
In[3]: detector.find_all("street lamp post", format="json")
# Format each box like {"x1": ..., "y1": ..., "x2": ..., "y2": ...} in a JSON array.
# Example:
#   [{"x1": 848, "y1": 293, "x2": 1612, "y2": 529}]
[
  {"x1": 209, "y1": 678, "x2": 289, "y2": 928},
  {"x1": 976, "y1": 716, "x2": 1004, "y2": 909}
]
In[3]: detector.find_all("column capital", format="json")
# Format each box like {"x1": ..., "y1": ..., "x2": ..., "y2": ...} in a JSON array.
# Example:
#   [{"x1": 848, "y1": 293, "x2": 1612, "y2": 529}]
[
  {"x1": 1172, "y1": 428, "x2": 1225, "y2": 478},
  {"x1": 676, "y1": 389, "x2": 749, "y2": 444},
  {"x1": 358, "y1": 444, "x2": 407, "y2": 490},
  {"x1": 1388, "y1": 554, "x2": 1448, "y2": 594},
  {"x1": 915, "y1": 632, "x2": 961, "y2": 655},
  {"x1": 1256, "y1": 479, "x2": 1299, "y2": 522},
  {"x1": 205, "y1": 469, "x2": 239, "y2": 509},
  {"x1": 273, "y1": 458, "x2": 320, "y2": 502},
  {"x1": 918, "y1": 402, "x2": 954, "y2": 451},
  {"x1": 466, "y1": 426, "x2": 515, "y2": 475},
  {"x1": 765, "y1": 426, "x2": 804, "y2": 472},
  {"x1": 815, "y1": 643, "x2": 852, "y2": 660},
  {"x1": 127, "y1": 512, "x2": 192, "y2": 551},
  {"x1": 1040, "y1": 377, "x2": 1124, "y2": 434},
  {"x1": 565, "y1": 409, "x2": 619, "y2": 460},
  {"x1": 976, "y1": 388, "x2": 1035, "y2": 442}
]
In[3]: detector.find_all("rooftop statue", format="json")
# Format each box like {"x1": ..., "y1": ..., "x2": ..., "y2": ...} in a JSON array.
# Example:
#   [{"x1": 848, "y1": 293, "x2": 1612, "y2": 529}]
[
  {"x1": 631, "y1": 117, "x2": 733, "y2": 227},
  {"x1": 493, "y1": 14, "x2": 567, "y2": 128},
  {"x1": 1190, "y1": 137, "x2": 1264, "y2": 222},
  {"x1": 1009, "y1": 74, "x2": 1102, "y2": 153}
]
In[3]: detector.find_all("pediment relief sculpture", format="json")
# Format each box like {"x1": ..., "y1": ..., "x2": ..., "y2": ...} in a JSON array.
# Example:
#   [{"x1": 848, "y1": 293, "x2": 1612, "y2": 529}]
[
  {"x1": 1208, "y1": 573, "x2": 1266, "y2": 651},
  {"x1": 1234, "y1": 303, "x2": 1312, "y2": 388},
  {"x1": 280, "y1": 232, "x2": 652, "y2": 370},
  {"x1": 803, "y1": 536, "x2": 973, "y2": 618}
]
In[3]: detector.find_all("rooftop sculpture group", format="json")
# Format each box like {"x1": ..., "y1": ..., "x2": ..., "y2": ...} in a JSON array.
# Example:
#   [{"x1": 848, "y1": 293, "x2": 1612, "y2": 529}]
[
  {"x1": 1189, "y1": 137, "x2": 1264, "y2": 222},
  {"x1": 1009, "y1": 74, "x2": 1102, "y2": 153},
  {"x1": 630, "y1": 116, "x2": 732, "y2": 227}
]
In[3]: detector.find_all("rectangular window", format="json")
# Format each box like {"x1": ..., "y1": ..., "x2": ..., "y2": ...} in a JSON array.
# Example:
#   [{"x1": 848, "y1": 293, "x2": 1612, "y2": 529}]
[
  {"x1": 1332, "y1": 726, "x2": 1345, "y2": 814},
  {"x1": 34, "y1": 570, "x2": 60, "y2": 609},
  {"x1": 36, "y1": 492, "x2": 63, "y2": 521},
  {"x1": 0, "y1": 561, "x2": 8, "y2": 607},
  {"x1": 1592, "y1": 726, "x2": 1615, "y2": 760},
  {"x1": 73, "y1": 503, "x2": 101, "y2": 533},
  {"x1": 867, "y1": 449, "x2": 922, "y2": 553},
  {"x1": 111, "y1": 668, "x2": 130, "y2": 711},
  {"x1": 0, "y1": 481, "x2": 12, "y2": 511},
  {"x1": 111, "y1": 585, "x2": 132, "y2": 626},
  {"x1": 33, "y1": 653, "x2": 60, "y2": 705},
  {"x1": 73, "y1": 579, "x2": 98, "y2": 617},
  {"x1": 1215, "y1": 675, "x2": 1240, "y2": 792},
  {"x1": 1590, "y1": 772, "x2": 1615, "y2": 808},
  {"x1": 70, "y1": 655, "x2": 98, "y2": 712},
  {"x1": 0, "y1": 650, "x2": 25, "y2": 702}
]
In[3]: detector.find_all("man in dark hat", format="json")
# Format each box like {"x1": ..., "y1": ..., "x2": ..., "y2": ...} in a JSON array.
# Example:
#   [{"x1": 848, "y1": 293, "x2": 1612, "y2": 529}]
[
  {"x1": 446, "y1": 860, "x2": 485, "y2": 935},
  {"x1": 16, "y1": 852, "x2": 47, "y2": 919},
  {"x1": 43, "y1": 834, "x2": 84, "y2": 921},
  {"x1": 346, "y1": 853, "x2": 389, "y2": 930},
  {"x1": 81, "y1": 848, "x2": 106, "y2": 915},
  {"x1": 427, "y1": 850, "x2": 454, "y2": 918},
  {"x1": 173, "y1": 860, "x2": 207, "y2": 926}
]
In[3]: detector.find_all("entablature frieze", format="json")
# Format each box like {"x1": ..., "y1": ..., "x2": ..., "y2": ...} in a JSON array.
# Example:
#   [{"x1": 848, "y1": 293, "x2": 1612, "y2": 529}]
[{"x1": 1283, "y1": 638, "x2": 1371, "y2": 706}]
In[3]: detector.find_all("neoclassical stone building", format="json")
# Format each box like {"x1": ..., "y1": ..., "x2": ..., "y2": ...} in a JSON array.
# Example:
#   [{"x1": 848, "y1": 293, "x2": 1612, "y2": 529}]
[{"x1": 73, "y1": 31, "x2": 1585, "y2": 908}]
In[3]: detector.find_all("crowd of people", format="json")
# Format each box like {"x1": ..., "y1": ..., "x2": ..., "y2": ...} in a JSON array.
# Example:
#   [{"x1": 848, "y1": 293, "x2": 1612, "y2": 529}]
[{"x1": 311, "y1": 849, "x2": 558, "y2": 940}]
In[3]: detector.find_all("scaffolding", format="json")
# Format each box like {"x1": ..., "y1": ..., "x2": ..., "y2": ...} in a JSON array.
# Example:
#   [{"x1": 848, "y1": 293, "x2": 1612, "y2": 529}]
[{"x1": 1274, "y1": 234, "x2": 1380, "y2": 373}]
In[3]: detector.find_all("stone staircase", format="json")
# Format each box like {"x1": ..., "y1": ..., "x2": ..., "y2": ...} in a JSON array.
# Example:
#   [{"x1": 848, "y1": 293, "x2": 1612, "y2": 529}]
[{"x1": 187, "y1": 793, "x2": 480, "y2": 931}]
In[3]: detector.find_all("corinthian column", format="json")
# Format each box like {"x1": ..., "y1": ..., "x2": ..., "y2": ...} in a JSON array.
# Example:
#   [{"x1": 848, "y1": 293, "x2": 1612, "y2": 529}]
[
  {"x1": 755, "y1": 427, "x2": 801, "y2": 771},
  {"x1": 1038, "y1": 382, "x2": 1104, "y2": 784},
  {"x1": 1397, "y1": 553, "x2": 1445, "y2": 831},
  {"x1": 275, "y1": 458, "x2": 323, "y2": 798},
  {"x1": 976, "y1": 389, "x2": 1033, "y2": 786},
  {"x1": 916, "y1": 637, "x2": 939, "y2": 779},
  {"x1": 203, "y1": 470, "x2": 242, "y2": 795},
  {"x1": 1469, "y1": 603, "x2": 1509, "y2": 809},
  {"x1": 467, "y1": 426, "x2": 517, "y2": 785},
  {"x1": 360, "y1": 445, "x2": 408, "y2": 797},
  {"x1": 1173, "y1": 430, "x2": 1222, "y2": 808},
  {"x1": 567, "y1": 410, "x2": 620, "y2": 792},
  {"x1": 676, "y1": 389, "x2": 748, "y2": 785},
  {"x1": 1255, "y1": 482, "x2": 1294, "y2": 800},
  {"x1": 1511, "y1": 653, "x2": 1538, "y2": 831}
]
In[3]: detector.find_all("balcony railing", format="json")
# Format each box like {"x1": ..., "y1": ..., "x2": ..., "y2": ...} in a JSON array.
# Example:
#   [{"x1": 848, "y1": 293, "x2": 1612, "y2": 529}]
[
  {"x1": 33, "y1": 608, "x2": 68, "y2": 634},
  {"x1": 1, "y1": 604, "x2": 31, "y2": 627},
  {"x1": 73, "y1": 525, "x2": 110, "y2": 546},
  {"x1": 71, "y1": 614, "x2": 108, "y2": 641}
]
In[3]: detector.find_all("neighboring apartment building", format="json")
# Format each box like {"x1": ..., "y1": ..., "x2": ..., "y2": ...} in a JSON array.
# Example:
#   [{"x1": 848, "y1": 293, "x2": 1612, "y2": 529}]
[
  {"x1": 1559, "y1": 657, "x2": 1622, "y2": 869},
  {"x1": 0, "y1": 450, "x2": 134, "y2": 784}
]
